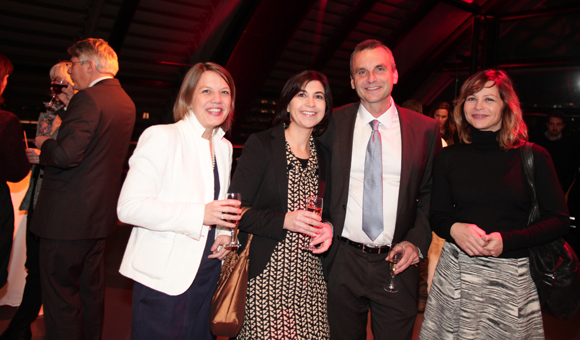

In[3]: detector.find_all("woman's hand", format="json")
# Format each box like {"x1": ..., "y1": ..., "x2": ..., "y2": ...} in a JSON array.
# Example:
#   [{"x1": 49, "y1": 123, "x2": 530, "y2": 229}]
[
  {"x1": 25, "y1": 148, "x2": 41, "y2": 164},
  {"x1": 450, "y1": 222, "x2": 491, "y2": 256},
  {"x1": 482, "y1": 232, "x2": 503, "y2": 257},
  {"x1": 283, "y1": 210, "x2": 322, "y2": 236},
  {"x1": 209, "y1": 235, "x2": 231, "y2": 260},
  {"x1": 311, "y1": 222, "x2": 333, "y2": 254},
  {"x1": 203, "y1": 199, "x2": 241, "y2": 229}
]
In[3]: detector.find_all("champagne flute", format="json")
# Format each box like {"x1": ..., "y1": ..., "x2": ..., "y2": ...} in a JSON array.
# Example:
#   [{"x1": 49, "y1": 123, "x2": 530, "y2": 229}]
[
  {"x1": 304, "y1": 197, "x2": 323, "y2": 251},
  {"x1": 224, "y1": 192, "x2": 242, "y2": 249},
  {"x1": 384, "y1": 245, "x2": 403, "y2": 293}
]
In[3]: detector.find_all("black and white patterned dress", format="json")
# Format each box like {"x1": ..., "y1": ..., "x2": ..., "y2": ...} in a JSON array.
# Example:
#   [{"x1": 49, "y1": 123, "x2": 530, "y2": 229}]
[{"x1": 237, "y1": 137, "x2": 330, "y2": 340}]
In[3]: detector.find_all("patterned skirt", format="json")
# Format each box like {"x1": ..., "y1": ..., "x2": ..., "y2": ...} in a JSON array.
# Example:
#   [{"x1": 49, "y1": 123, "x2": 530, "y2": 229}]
[
  {"x1": 236, "y1": 231, "x2": 330, "y2": 340},
  {"x1": 420, "y1": 242, "x2": 544, "y2": 340}
]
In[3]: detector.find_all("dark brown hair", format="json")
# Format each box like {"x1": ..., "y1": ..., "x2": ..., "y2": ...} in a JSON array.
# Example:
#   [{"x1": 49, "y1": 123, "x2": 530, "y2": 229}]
[
  {"x1": 454, "y1": 69, "x2": 527, "y2": 150},
  {"x1": 272, "y1": 70, "x2": 333, "y2": 136}
]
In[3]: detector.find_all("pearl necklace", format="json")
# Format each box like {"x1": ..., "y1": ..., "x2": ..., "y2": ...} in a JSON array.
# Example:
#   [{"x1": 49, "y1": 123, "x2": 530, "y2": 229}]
[{"x1": 211, "y1": 129, "x2": 216, "y2": 169}]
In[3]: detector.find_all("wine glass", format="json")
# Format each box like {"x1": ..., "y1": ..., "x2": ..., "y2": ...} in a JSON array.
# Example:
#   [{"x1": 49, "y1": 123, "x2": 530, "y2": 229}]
[
  {"x1": 43, "y1": 79, "x2": 67, "y2": 112},
  {"x1": 304, "y1": 197, "x2": 323, "y2": 251},
  {"x1": 224, "y1": 192, "x2": 242, "y2": 249},
  {"x1": 384, "y1": 245, "x2": 403, "y2": 293}
]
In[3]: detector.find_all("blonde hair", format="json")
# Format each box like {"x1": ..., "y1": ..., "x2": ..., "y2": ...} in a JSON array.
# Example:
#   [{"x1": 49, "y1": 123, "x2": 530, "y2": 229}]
[
  {"x1": 49, "y1": 61, "x2": 73, "y2": 85},
  {"x1": 67, "y1": 38, "x2": 119, "y2": 76},
  {"x1": 173, "y1": 62, "x2": 236, "y2": 132},
  {"x1": 454, "y1": 69, "x2": 527, "y2": 150}
]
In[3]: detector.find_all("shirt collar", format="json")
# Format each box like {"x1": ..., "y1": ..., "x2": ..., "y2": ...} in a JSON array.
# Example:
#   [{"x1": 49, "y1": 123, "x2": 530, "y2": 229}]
[
  {"x1": 184, "y1": 109, "x2": 225, "y2": 140},
  {"x1": 358, "y1": 97, "x2": 398, "y2": 129},
  {"x1": 89, "y1": 76, "x2": 114, "y2": 87}
]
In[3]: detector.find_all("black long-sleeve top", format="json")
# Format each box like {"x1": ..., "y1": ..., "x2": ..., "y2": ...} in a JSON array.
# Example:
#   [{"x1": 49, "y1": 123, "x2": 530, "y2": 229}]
[
  {"x1": 0, "y1": 110, "x2": 30, "y2": 184},
  {"x1": 430, "y1": 128, "x2": 569, "y2": 258}
]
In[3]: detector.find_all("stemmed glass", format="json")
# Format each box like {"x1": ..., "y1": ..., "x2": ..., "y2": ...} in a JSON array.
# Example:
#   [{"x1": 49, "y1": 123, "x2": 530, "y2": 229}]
[
  {"x1": 43, "y1": 79, "x2": 67, "y2": 112},
  {"x1": 304, "y1": 197, "x2": 323, "y2": 251},
  {"x1": 224, "y1": 192, "x2": 242, "y2": 250},
  {"x1": 384, "y1": 245, "x2": 403, "y2": 293}
]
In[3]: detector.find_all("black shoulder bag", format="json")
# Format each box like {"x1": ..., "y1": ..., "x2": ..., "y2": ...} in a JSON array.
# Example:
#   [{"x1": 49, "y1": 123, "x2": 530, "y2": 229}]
[{"x1": 521, "y1": 142, "x2": 580, "y2": 321}]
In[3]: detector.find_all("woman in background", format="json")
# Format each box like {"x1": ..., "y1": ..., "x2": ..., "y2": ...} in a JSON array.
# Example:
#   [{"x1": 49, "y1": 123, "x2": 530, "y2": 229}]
[
  {"x1": 118, "y1": 62, "x2": 239, "y2": 340},
  {"x1": 230, "y1": 70, "x2": 333, "y2": 339},
  {"x1": 0, "y1": 61, "x2": 72, "y2": 340},
  {"x1": 420, "y1": 69, "x2": 569, "y2": 339},
  {"x1": 428, "y1": 101, "x2": 458, "y2": 146}
]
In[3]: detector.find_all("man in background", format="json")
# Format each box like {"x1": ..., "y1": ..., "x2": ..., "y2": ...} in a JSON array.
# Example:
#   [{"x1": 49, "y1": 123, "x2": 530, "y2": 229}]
[
  {"x1": 31, "y1": 38, "x2": 135, "y2": 340},
  {"x1": 534, "y1": 111, "x2": 579, "y2": 192}
]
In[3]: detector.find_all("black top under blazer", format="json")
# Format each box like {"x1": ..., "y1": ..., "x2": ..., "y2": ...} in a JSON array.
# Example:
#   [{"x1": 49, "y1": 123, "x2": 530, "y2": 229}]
[{"x1": 229, "y1": 123, "x2": 328, "y2": 280}]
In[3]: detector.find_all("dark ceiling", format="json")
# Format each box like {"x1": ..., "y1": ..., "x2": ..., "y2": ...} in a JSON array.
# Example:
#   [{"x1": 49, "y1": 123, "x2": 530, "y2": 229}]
[{"x1": 2, "y1": 0, "x2": 580, "y2": 145}]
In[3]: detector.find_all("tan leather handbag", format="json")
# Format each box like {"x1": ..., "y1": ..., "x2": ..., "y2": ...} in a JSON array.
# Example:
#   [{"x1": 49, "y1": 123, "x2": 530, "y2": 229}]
[{"x1": 209, "y1": 227, "x2": 253, "y2": 337}]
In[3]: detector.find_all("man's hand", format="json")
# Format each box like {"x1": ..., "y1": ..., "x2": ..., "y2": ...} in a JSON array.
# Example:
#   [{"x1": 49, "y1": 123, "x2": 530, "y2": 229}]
[
  {"x1": 386, "y1": 241, "x2": 420, "y2": 275},
  {"x1": 57, "y1": 84, "x2": 75, "y2": 106}
]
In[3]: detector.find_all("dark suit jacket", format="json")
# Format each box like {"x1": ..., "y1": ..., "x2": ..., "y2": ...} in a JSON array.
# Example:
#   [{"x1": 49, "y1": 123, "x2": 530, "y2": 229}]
[
  {"x1": 319, "y1": 102, "x2": 441, "y2": 275},
  {"x1": 230, "y1": 123, "x2": 327, "y2": 279},
  {"x1": 31, "y1": 78, "x2": 135, "y2": 240}
]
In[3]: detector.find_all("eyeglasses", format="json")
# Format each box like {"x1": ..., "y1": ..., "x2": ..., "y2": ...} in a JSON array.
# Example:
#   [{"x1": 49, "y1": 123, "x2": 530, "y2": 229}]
[{"x1": 66, "y1": 60, "x2": 87, "y2": 70}]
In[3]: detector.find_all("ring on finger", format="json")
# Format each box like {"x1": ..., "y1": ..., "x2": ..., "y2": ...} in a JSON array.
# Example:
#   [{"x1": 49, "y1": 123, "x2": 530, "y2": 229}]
[{"x1": 221, "y1": 214, "x2": 224, "y2": 220}]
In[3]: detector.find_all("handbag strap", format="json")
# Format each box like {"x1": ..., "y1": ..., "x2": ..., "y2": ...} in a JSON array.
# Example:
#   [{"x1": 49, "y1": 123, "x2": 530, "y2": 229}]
[{"x1": 520, "y1": 142, "x2": 540, "y2": 224}]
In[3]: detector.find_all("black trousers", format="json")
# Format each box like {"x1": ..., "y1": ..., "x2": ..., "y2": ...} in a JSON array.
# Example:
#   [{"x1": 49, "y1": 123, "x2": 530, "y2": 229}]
[
  {"x1": 130, "y1": 227, "x2": 221, "y2": 340},
  {"x1": 327, "y1": 241, "x2": 419, "y2": 340},
  {"x1": 39, "y1": 237, "x2": 106, "y2": 340}
]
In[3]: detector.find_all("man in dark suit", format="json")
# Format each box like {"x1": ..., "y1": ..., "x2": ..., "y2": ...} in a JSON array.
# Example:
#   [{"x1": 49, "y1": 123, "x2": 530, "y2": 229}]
[
  {"x1": 31, "y1": 38, "x2": 135, "y2": 340},
  {"x1": 320, "y1": 39, "x2": 441, "y2": 340}
]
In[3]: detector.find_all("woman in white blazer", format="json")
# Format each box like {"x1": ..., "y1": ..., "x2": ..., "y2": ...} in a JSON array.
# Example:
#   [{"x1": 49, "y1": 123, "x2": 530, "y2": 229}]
[{"x1": 117, "y1": 63, "x2": 241, "y2": 340}]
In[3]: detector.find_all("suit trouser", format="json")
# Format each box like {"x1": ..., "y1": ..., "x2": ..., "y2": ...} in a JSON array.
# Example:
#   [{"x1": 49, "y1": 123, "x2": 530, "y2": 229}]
[
  {"x1": 39, "y1": 237, "x2": 106, "y2": 340},
  {"x1": 327, "y1": 241, "x2": 419, "y2": 340}
]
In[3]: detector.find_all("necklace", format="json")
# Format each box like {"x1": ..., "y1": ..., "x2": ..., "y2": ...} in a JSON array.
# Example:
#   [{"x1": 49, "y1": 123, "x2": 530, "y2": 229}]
[{"x1": 211, "y1": 130, "x2": 216, "y2": 169}]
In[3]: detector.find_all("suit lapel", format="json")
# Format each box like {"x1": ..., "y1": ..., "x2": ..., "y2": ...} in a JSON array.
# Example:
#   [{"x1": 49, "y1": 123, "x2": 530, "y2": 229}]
[
  {"x1": 394, "y1": 105, "x2": 414, "y2": 241},
  {"x1": 337, "y1": 104, "x2": 358, "y2": 187},
  {"x1": 271, "y1": 124, "x2": 289, "y2": 209}
]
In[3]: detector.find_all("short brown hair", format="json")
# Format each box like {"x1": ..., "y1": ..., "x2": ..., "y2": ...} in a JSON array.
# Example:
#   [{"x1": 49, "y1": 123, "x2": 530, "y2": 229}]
[
  {"x1": 173, "y1": 62, "x2": 236, "y2": 133},
  {"x1": 67, "y1": 38, "x2": 119, "y2": 76},
  {"x1": 454, "y1": 69, "x2": 527, "y2": 150},
  {"x1": 350, "y1": 39, "x2": 397, "y2": 76}
]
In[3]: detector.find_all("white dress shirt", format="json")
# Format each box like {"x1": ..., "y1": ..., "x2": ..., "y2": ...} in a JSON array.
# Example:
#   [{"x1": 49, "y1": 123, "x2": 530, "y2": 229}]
[{"x1": 342, "y1": 97, "x2": 402, "y2": 246}]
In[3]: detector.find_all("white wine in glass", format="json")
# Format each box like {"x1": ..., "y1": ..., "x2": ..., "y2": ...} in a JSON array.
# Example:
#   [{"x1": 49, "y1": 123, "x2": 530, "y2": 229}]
[
  {"x1": 384, "y1": 246, "x2": 402, "y2": 293},
  {"x1": 224, "y1": 192, "x2": 241, "y2": 249}
]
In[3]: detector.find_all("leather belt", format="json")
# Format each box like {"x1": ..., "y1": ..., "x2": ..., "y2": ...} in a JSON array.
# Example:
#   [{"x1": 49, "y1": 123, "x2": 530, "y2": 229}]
[{"x1": 340, "y1": 237, "x2": 391, "y2": 254}]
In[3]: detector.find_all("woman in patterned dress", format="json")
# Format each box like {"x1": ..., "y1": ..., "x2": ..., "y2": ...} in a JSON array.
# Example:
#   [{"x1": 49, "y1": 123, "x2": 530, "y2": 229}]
[
  {"x1": 229, "y1": 70, "x2": 333, "y2": 339},
  {"x1": 419, "y1": 69, "x2": 569, "y2": 339}
]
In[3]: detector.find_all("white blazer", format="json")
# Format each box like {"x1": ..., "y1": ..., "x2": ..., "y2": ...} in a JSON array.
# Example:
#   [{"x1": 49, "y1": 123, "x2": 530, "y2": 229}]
[{"x1": 118, "y1": 112, "x2": 232, "y2": 296}]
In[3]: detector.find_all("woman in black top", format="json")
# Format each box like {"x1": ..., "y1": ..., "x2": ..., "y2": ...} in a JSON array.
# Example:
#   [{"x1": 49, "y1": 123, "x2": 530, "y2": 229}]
[
  {"x1": 230, "y1": 70, "x2": 333, "y2": 339},
  {"x1": 420, "y1": 69, "x2": 569, "y2": 340}
]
